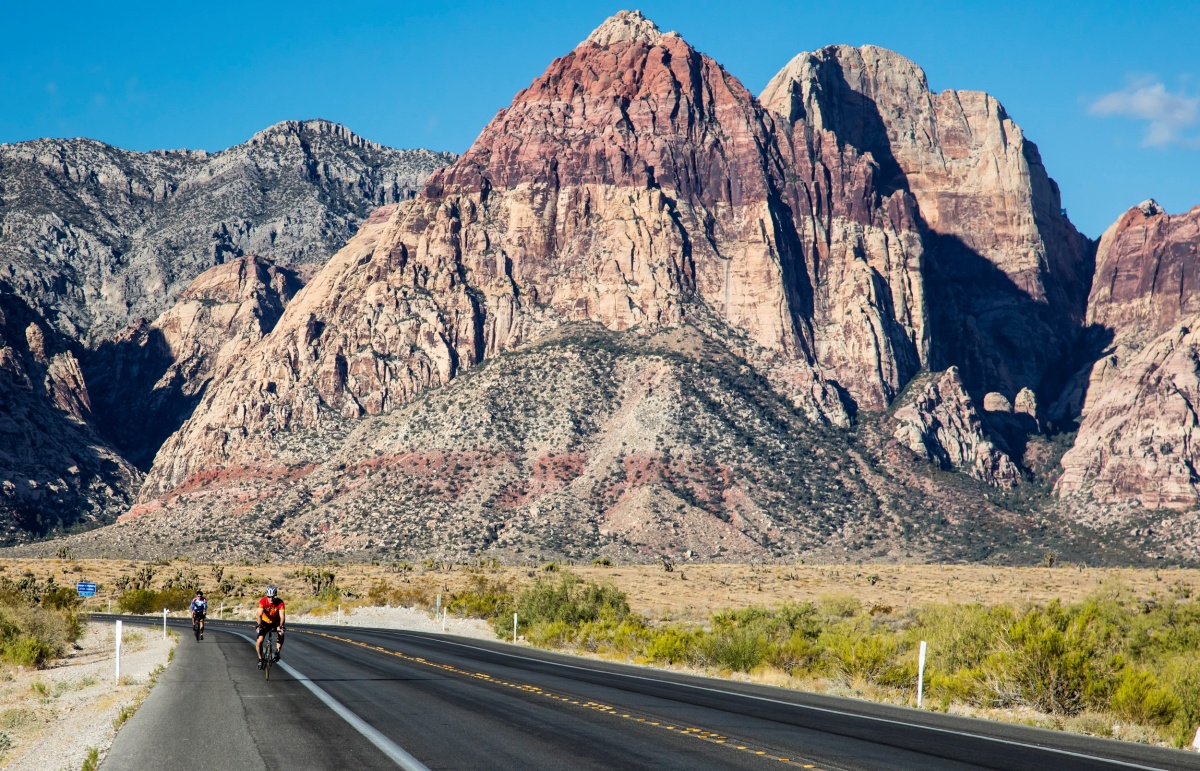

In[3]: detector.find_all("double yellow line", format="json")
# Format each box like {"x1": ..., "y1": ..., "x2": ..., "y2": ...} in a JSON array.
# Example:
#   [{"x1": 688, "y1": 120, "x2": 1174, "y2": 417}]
[{"x1": 302, "y1": 631, "x2": 820, "y2": 767}]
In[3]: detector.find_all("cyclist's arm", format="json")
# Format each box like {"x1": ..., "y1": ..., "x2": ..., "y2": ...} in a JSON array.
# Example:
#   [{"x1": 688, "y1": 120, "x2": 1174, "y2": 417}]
[{"x1": 279, "y1": 606, "x2": 286, "y2": 630}]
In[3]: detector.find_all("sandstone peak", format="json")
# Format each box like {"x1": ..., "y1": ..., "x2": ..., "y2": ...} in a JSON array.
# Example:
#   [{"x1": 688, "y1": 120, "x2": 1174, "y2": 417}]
[
  {"x1": 1137, "y1": 198, "x2": 1165, "y2": 216},
  {"x1": 585, "y1": 10, "x2": 662, "y2": 46}
]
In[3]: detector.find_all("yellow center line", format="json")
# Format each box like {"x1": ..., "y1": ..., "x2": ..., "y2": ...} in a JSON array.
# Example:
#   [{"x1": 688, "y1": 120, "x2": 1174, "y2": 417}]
[{"x1": 298, "y1": 630, "x2": 821, "y2": 767}]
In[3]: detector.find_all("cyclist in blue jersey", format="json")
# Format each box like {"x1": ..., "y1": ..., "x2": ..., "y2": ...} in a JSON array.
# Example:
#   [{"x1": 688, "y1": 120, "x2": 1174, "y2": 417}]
[{"x1": 190, "y1": 590, "x2": 208, "y2": 640}]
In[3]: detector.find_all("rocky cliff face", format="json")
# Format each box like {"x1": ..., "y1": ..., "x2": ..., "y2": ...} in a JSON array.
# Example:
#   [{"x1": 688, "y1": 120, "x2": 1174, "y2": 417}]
[
  {"x1": 116, "y1": 11, "x2": 1060, "y2": 561},
  {"x1": 761, "y1": 46, "x2": 1091, "y2": 400},
  {"x1": 0, "y1": 120, "x2": 454, "y2": 345},
  {"x1": 83, "y1": 256, "x2": 303, "y2": 469},
  {"x1": 137, "y1": 11, "x2": 939, "y2": 501},
  {"x1": 0, "y1": 285, "x2": 139, "y2": 538},
  {"x1": 1057, "y1": 321, "x2": 1200, "y2": 510},
  {"x1": 890, "y1": 368, "x2": 1020, "y2": 488},
  {"x1": 1057, "y1": 203, "x2": 1200, "y2": 509}
]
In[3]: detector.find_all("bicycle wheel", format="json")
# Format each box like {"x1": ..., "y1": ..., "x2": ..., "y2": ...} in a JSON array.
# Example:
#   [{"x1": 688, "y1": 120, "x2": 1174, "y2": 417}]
[
  {"x1": 264, "y1": 631, "x2": 275, "y2": 681},
  {"x1": 193, "y1": 619, "x2": 200, "y2": 641}
]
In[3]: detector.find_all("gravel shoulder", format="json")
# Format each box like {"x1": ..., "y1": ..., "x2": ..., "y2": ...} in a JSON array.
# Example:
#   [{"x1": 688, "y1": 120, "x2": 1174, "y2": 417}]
[{"x1": 0, "y1": 621, "x2": 175, "y2": 770}]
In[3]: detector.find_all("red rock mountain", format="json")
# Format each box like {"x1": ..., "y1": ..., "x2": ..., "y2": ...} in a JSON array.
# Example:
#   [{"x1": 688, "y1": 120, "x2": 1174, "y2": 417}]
[
  {"x1": 761, "y1": 45, "x2": 1091, "y2": 399},
  {"x1": 104, "y1": 10, "x2": 1074, "y2": 561},
  {"x1": 138, "y1": 11, "x2": 935, "y2": 500},
  {"x1": 1058, "y1": 202, "x2": 1200, "y2": 510},
  {"x1": 13, "y1": 11, "x2": 1196, "y2": 563}
]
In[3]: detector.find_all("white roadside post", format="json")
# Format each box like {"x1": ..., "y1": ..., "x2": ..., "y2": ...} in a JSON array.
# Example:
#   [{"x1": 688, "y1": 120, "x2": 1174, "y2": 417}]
[
  {"x1": 442, "y1": 606, "x2": 447, "y2": 633},
  {"x1": 1191, "y1": 725, "x2": 1200, "y2": 751},
  {"x1": 917, "y1": 640, "x2": 928, "y2": 708},
  {"x1": 115, "y1": 620, "x2": 123, "y2": 683},
  {"x1": 220, "y1": 601, "x2": 224, "y2": 618},
  {"x1": 163, "y1": 608, "x2": 168, "y2": 640},
  {"x1": 337, "y1": 604, "x2": 342, "y2": 625},
  {"x1": 513, "y1": 613, "x2": 518, "y2": 644},
  {"x1": 436, "y1": 594, "x2": 441, "y2": 623}
]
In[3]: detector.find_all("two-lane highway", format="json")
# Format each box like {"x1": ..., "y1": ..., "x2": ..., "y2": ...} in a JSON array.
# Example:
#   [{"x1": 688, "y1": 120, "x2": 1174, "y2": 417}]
[{"x1": 100, "y1": 616, "x2": 1200, "y2": 770}]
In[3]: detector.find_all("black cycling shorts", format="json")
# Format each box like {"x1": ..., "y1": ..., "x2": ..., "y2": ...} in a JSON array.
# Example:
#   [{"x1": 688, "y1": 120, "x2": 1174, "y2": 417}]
[{"x1": 256, "y1": 622, "x2": 283, "y2": 639}]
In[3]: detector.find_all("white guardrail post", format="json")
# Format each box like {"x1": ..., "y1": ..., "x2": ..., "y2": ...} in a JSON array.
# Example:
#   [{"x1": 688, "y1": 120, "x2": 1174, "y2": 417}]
[
  {"x1": 917, "y1": 640, "x2": 927, "y2": 708},
  {"x1": 115, "y1": 619, "x2": 122, "y2": 683}
]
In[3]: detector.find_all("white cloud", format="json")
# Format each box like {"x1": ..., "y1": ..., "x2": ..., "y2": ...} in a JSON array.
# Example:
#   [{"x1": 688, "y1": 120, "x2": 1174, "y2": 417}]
[{"x1": 1089, "y1": 77, "x2": 1200, "y2": 148}]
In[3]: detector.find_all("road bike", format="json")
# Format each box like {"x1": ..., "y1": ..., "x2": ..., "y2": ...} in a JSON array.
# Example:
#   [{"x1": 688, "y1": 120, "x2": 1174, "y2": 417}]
[
  {"x1": 192, "y1": 614, "x2": 204, "y2": 641},
  {"x1": 262, "y1": 628, "x2": 278, "y2": 681}
]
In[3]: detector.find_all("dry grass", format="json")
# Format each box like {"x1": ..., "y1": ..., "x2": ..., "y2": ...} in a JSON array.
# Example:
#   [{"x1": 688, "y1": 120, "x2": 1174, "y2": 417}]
[{"x1": 2, "y1": 557, "x2": 1195, "y2": 624}]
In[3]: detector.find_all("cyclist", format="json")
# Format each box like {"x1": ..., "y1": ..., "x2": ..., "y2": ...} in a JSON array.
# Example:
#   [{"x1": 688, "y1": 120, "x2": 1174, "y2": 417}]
[
  {"x1": 190, "y1": 590, "x2": 208, "y2": 639},
  {"x1": 255, "y1": 585, "x2": 286, "y2": 669}
]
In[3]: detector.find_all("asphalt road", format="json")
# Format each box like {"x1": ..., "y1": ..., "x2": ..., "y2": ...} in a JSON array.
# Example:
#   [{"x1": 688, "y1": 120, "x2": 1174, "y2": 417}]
[{"x1": 99, "y1": 616, "x2": 1200, "y2": 770}]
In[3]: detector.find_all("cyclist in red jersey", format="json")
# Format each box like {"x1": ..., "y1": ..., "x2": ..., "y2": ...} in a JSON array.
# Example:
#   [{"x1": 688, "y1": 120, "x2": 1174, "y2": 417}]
[{"x1": 255, "y1": 585, "x2": 286, "y2": 669}]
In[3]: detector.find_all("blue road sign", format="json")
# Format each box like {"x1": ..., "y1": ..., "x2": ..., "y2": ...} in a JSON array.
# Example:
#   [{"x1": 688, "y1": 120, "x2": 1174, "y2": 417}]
[{"x1": 76, "y1": 582, "x2": 97, "y2": 597}]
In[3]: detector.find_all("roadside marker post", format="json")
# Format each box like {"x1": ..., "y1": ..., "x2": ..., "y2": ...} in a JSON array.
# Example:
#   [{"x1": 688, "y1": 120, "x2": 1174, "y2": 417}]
[
  {"x1": 338, "y1": 604, "x2": 342, "y2": 625},
  {"x1": 442, "y1": 608, "x2": 447, "y2": 633},
  {"x1": 436, "y1": 594, "x2": 441, "y2": 623},
  {"x1": 513, "y1": 613, "x2": 518, "y2": 644},
  {"x1": 115, "y1": 620, "x2": 122, "y2": 683},
  {"x1": 917, "y1": 640, "x2": 927, "y2": 708},
  {"x1": 163, "y1": 608, "x2": 168, "y2": 640}
]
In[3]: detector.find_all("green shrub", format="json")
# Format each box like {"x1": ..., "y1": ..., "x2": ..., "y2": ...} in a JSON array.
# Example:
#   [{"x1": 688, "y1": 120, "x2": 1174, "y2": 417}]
[
  {"x1": 156, "y1": 588, "x2": 193, "y2": 611},
  {"x1": 510, "y1": 573, "x2": 629, "y2": 631},
  {"x1": 41, "y1": 586, "x2": 81, "y2": 611},
  {"x1": 646, "y1": 627, "x2": 700, "y2": 665},
  {"x1": 527, "y1": 620, "x2": 574, "y2": 647},
  {"x1": 928, "y1": 667, "x2": 986, "y2": 704},
  {"x1": 448, "y1": 576, "x2": 512, "y2": 620},
  {"x1": 823, "y1": 627, "x2": 898, "y2": 681},
  {"x1": 765, "y1": 631, "x2": 819, "y2": 675},
  {"x1": 700, "y1": 628, "x2": 768, "y2": 672},
  {"x1": 0, "y1": 596, "x2": 79, "y2": 669},
  {"x1": 1111, "y1": 667, "x2": 1179, "y2": 726},
  {"x1": 912, "y1": 604, "x2": 1012, "y2": 673},
  {"x1": 1163, "y1": 654, "x2": 1200, "y2": 747},
  {"x1": 1003, "y1": 601, "x2": 1117, "y2": 715},
  {"x1": 3, "y1": 636, "x2": 56, "y2": 668},
  {"x1": 117, "y1": 590, "x2": 157, "y2": 614},
  {"x1": 118, "y1": 587, "x2": 193, "y2": 613}
]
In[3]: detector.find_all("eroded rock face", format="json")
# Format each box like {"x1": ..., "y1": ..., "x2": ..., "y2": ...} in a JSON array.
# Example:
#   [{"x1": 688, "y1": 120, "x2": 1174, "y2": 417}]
[
  {"x1": 890, "y1": 368, "x2": 1020, "y2": 487},
  {"x1": 0, "y1": 120, "x2": 454, "y2": 345},
  {"x1": 0, "y1": 285, "x2": 140, "y2": 537},
  {"x1": 1089, "y1": 202, "x2": 1200, "y2": 347},
  {"x1": 141, "y1": 13, "x2": 939, "y2": 499},
  {"x1": 761, "y1": 45, "x2": 1090, "y2": 398},
  {"x1": 83, "y1": 256, "x2": 303, "y2": 468},
  {"x1": 1058, "y1": 320, "x2": 1200, "y2": 508},
  {"x1": 1056, "y1": 204, "x2": 1200, "y2": 508}
]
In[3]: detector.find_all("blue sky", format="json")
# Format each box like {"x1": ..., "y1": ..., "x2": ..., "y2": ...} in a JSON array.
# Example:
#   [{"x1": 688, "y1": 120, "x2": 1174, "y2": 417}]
[{"x1": 2, "y1": 1, "x2": 1196, "y2": 236}]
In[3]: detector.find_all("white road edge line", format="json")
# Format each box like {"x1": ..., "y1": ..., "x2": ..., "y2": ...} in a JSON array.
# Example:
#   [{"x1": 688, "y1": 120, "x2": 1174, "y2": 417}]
[
  {"x1": 224, "y1": 628, "x2": 430, "y2": 771},
  {"x1": 367, "y1": 631, "x2": 1172, "y2": 771}
]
